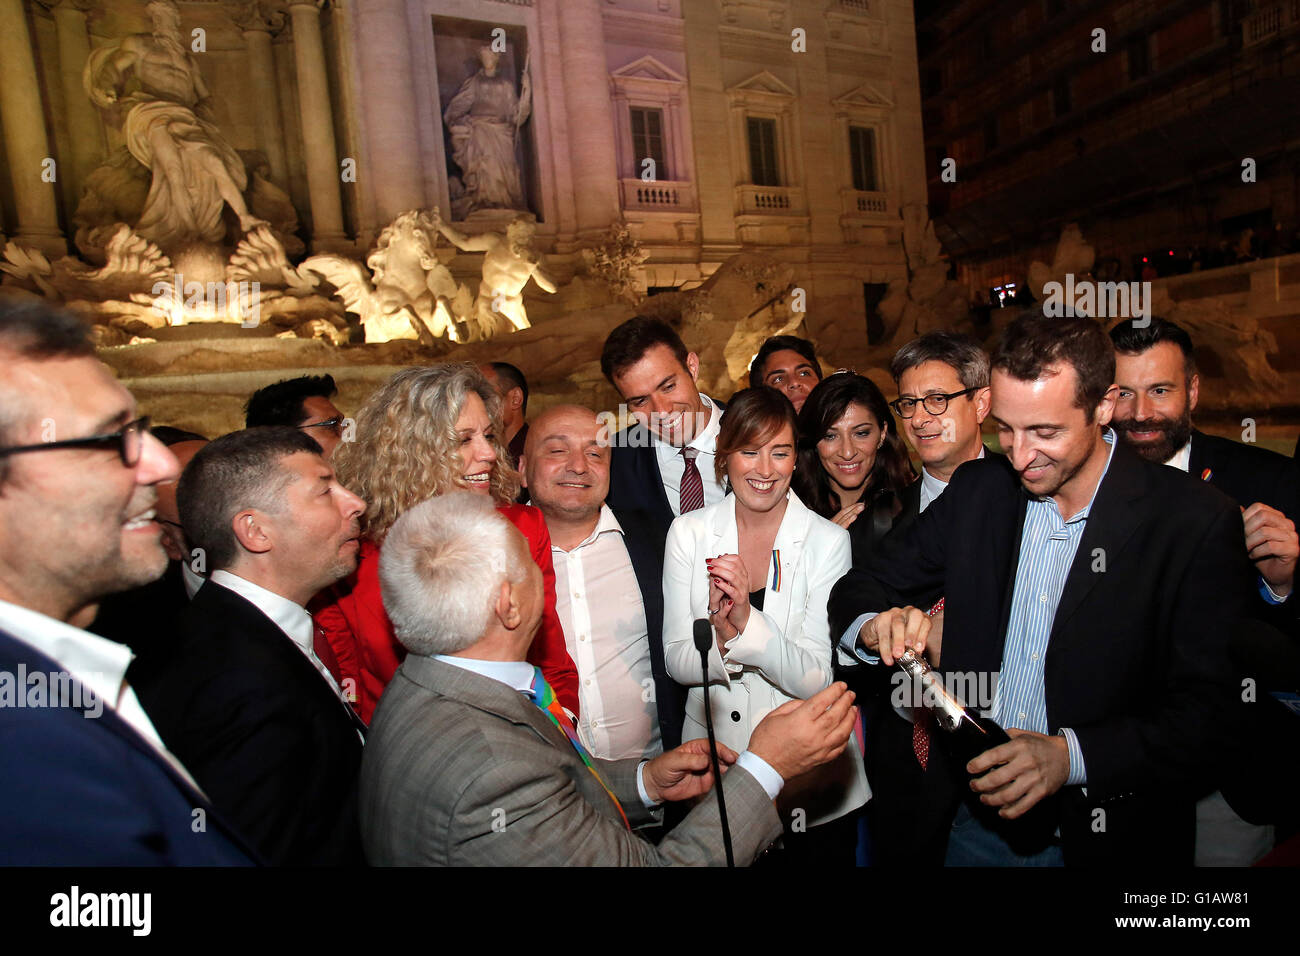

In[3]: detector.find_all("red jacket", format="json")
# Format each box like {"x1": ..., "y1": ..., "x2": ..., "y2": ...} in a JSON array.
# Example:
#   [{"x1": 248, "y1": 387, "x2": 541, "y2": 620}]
[{"x1": 314, "y1": 503, "x2": 580, "y2": 723}]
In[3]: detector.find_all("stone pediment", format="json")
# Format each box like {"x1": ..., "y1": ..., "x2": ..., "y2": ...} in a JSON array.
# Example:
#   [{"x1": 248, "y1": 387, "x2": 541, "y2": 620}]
[
  {"x1": 728, "y1": 70, "x2": 797, "y2": 99},
  {"x1": 611, "y1": 55, "x2": 686, "y2": 85},
  {"x1": 832, "y1": 82, "x2": 894, "y2": 110}
]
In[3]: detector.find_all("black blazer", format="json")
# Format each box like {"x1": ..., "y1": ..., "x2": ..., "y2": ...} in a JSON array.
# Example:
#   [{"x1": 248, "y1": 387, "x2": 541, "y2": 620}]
[
  {"x1": 91, "y1": 559, "x2": 189, "y2": 663},
  {"x1": 608, "y1": 403, "x2": 726, "y2": 542},
  {"x1": 608, "y1": 422, "x2": 676, "y2": 539},
  {"x1": 1187, "y1": 429, "x2": 1300, "y2": 824},
  {"x1": 1190, "y1": 428, "x2": 1299, "y2": 515},
  {"x1": 1189, "y1": 428, "x2": 1299, "y2": 618},
  {"x1": 613, "y1": 507, "x2": 688, "y2": 752},
  {"x1": 133, "y1": 580, "x2": 366, "y2": 866},
  {"x1": 0, "y1": 627, "x2": 255, "y2": 865},
  {"x1": 828, "y1": 440, "x2": 1255, "y2": 865}
]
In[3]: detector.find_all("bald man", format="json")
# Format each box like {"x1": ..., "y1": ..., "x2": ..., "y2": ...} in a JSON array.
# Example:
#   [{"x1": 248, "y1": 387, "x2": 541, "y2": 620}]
[{"x1": 521, "y1": 405, "x2": 686, "y2": 755}]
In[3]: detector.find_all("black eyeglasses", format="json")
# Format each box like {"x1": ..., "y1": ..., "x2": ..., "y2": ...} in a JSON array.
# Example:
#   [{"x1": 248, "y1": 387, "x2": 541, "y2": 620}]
[
  {"x1": 297, "y1": 417, "x2": 343, "y2": 435},
  {"x1": 889, "y1": 388, "x2": 976, "y2": 419},
  {"x1": 0, "y1": 416, "x2": 152, "y2": 467}
]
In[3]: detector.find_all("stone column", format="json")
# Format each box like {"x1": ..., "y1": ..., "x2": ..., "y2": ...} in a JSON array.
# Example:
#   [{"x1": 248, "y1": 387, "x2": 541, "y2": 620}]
[
  {"x1": 286, "y1": 0, "x2": 346, "y2": 249},
  {"x1": 0, "y1": 0, "x2": 67, "y2": 257},
  {"x1": 233, "y1": 1, "x2": 290, "y2": 188},
  {"x1": 354, "y1": 0, "x2": 423, "y2": 223},
  {"x1": 556, "y1": 0, "x2": 620, "y2": 238},
  {"x1": 49, "y1": 0, "x2": 104, "y2": 204},
  {"x1": 682, "y1": 0, "x2": 739, "y2": 258}
]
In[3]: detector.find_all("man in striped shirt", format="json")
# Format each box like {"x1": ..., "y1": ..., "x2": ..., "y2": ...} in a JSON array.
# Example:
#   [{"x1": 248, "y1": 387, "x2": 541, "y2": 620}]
[{"x1": 838, "y1": 313, "x2": 1251, "y2": 865}]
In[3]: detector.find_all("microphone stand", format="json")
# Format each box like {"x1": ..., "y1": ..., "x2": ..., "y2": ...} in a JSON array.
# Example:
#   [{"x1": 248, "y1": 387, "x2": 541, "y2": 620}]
[{"x1": 694, "y1": 618, "x2": 734, "y2": 867}]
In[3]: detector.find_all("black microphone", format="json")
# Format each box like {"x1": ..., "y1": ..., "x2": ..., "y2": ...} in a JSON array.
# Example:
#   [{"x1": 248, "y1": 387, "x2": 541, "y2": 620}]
[{"x1": 694, "y1": 617, "x2": 734, "y2": 867}]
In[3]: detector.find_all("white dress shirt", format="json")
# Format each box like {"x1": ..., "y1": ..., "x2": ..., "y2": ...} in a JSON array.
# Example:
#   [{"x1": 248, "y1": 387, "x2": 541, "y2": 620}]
[
  {"x1": 0, "y1": 596, "x2": 201, "y2": 791},
  {"x1": 654, "y1": 394, "x2": 726, "y2": 516},
  {"x1": 1165, "y1": 439, "x2": 1193, "y2": 475},
  {"x1": 180, "y1": 561, "x2": 205, "y2": 600},
  {"x1": 209, "y1": 571, "x2": 349, "y2": 706},
  {"x1": 435, "y1": 654, "x2": 783, "y2": 804},
  {"x1": 551, "y1": 506, "x2": 661, "y2": 760}
]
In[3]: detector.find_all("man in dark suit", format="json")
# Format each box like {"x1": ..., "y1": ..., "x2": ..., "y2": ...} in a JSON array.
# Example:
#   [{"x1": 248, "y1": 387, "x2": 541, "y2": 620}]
[
  {"x1": 91, "y1": 426, "x2": 207, "y2": 662},
  {"x1": 886, "y1": 331, "x2": 995, "y2": 531},
  {"x1": 1111, "y1": 316, "x2": 1300, "y2": 862},
  {"x1": 830, "y1": 313, "x2": 1253, "y2": 866},
  {"x1": 521, "y1": 405, "x2": 686, "y2": 755},
  {"x1": 359, "y1": 491, "x2": 858, "y2": 865},
  {"x1": 0, "y1": 300, "x2": 253, "y2": 865},
  {"x1": 601, "y1": 316, "x2": 725, "y2": 539},
  {"x1": 132, "y1": 427, "x2": 368, "y2": 865},
  {"x1": 831, "y1": 334, "x2": 995, "y2": 864},
  {"x1": 1110, "y1": 317, "x2": 1299, "y2": 619}
]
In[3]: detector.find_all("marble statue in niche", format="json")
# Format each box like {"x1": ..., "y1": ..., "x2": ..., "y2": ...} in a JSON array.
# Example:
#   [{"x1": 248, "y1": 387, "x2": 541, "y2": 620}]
[
  {"x1": 83, "y1": 0, "x2": 266, "y2": 250},
  {"x1": 443, "y1": 45, "x2": 532, "y2": 219}
]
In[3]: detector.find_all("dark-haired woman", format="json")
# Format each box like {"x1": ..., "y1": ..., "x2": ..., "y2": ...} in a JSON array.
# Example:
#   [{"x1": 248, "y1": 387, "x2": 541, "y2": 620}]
[
  {"x1": 793, "y1": 372, "x2": 915, "y2": 568},
  {"x1": 662, "y1": 387, "x2": 869, "y2": 865}
]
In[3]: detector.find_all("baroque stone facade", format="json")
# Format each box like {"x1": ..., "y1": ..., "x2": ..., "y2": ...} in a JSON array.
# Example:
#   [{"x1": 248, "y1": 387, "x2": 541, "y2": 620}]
[{"x1": 1, "y1": 0, "x2": 929, "y2": 405}]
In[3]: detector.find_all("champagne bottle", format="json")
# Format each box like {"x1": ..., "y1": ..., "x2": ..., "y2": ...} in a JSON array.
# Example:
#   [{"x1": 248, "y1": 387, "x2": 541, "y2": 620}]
[
  {"x1": 896, "y1": 649, "x2": 1059, "y2": 851},
  {"x1": 896, "y1": 649, "x2": 1012, "y2": 767}
]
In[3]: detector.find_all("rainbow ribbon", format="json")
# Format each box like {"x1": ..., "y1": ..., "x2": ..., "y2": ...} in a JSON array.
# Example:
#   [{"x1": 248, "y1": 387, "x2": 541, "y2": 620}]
[{"x1": 528, "y1": 667, "x2": 630, "y2": 830}]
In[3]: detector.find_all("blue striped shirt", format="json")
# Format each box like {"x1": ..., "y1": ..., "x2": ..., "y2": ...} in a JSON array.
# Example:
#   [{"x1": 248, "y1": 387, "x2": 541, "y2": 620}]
[{"x1": 994, "y1": 429, "x2": 1116, "y2": 786}]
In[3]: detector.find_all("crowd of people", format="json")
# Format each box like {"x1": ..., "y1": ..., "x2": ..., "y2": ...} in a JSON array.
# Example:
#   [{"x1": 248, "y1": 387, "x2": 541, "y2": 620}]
[{"x1": 0, "y1": 297, "x2": 1296, "y2": 867}]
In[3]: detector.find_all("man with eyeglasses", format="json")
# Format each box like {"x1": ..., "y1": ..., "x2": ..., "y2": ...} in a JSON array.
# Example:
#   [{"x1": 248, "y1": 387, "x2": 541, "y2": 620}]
[
  {"x1": 0, "y1": 300, "x2": 254, "y2": 864},
  {"x1": 829, "y1": 330, "x2": 996, "y2": 867},
  {"x1": 245, "y1": 374, "x2": 346, "y2": 460},
  {"x1": 887, "y1": 331, "x2": 993, "y2": 517}
]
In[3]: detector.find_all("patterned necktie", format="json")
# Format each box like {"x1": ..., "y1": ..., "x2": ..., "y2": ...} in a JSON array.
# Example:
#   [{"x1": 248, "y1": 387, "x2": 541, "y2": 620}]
[
  {"x1": 680, "y1": 447, "x2": 705, "y2": 514},
  {"x1": 912, "y1": 597, "x2": 945, "y2": 770},
  {"x1": 526, "y1": 667, "x2": 630, "y2": 830}
]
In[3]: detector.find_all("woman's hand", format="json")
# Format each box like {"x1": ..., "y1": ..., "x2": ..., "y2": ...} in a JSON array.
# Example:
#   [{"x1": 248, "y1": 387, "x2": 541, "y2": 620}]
[
  {"x1": 708, "y1": 576, "x2": 737, "y2": 651},
  {"x1": 708, "y1": 553, "x2": 752, "y2": 635},
  {"x1": 831, "y1": 501, "x2": 866, "y2": 529}
]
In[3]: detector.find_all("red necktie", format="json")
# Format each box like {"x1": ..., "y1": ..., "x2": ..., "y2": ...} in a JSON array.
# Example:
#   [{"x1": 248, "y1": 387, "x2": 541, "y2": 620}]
[
  {"x1": 313, "y1": 623, "x2": 343, "y2": 686},
  {"x1": 680, "y1": 447, "x2": 704, "y2": 514},
  {"x1": 912, "y1": 597, "x2": 945, "y2": 770}
]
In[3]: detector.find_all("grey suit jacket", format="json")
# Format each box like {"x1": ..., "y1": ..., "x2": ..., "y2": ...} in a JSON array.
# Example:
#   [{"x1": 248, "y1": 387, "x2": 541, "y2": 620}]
[{"x1": 359, "y1": 654, "x2": 782, "y2": 866}]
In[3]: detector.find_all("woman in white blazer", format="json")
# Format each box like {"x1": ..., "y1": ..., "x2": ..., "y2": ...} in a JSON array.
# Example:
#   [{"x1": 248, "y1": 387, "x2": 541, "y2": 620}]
[{"x1": 663, "y1": 388, "x2": 869, "y2": 864}]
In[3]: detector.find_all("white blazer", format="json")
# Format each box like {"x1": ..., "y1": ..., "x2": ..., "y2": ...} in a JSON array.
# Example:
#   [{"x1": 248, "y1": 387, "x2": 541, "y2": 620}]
[{"x1": 662, "y1": 491, "x2": 870, "y2": 827}]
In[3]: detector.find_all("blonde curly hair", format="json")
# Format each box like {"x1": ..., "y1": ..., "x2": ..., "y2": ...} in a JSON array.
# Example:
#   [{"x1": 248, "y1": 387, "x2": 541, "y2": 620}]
[{"x1": 333, "y1": 363, "x2": 520, "y2": 542}]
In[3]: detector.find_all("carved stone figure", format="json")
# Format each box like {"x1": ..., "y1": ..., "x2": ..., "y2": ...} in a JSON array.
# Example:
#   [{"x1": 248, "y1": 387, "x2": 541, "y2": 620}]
[
  {"x1": 582, "y1": 222, "x2": 648, "y2": 303},
  {"x1": 82, "y1": 0, "x2": 267, "y2": 251},
  {"x1": 443, "y1": 46, "x2": 532, "y2": 218},
  {"x1": 437, "y1": 214, "x2": 556, "y2": 339},
  {"x1": 300, "y1": 209, "x2": 471, "y2": 345}
]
